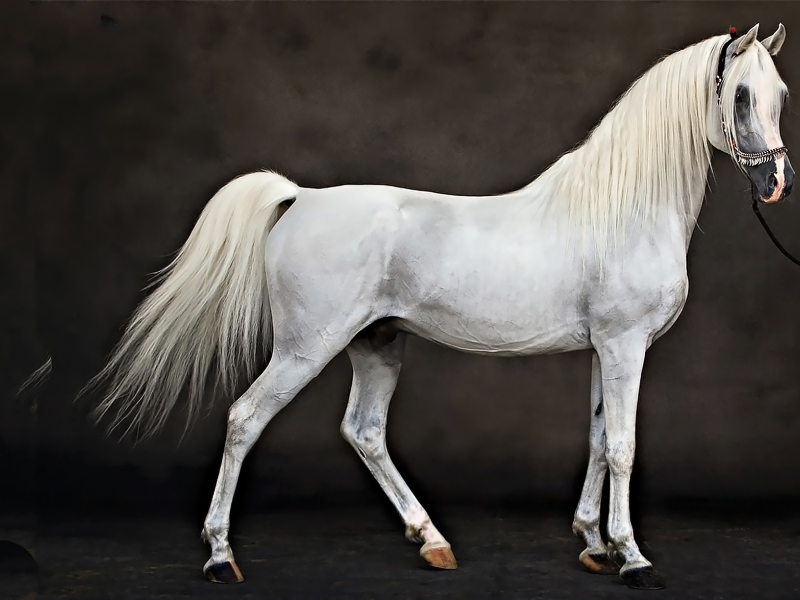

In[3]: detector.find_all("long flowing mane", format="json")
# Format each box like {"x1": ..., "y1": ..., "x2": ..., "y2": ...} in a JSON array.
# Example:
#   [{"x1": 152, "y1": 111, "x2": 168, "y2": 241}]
[{"x1": 525, "y1": 35, "x2": 734, "y2": 259}]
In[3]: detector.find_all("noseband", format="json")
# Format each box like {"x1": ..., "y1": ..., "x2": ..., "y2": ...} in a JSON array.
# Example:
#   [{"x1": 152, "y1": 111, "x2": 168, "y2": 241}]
[{"x1": 715, "y1": 27, "x2": 788, "y2": 170}]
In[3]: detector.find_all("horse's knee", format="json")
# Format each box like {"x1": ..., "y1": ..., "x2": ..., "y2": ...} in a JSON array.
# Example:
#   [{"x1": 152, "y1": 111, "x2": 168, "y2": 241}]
[
  {"x1": 605, "y1": 441, "x2": 635, "y2": 476},
  {"x1": 589, "y1": 436, "x2": 607, "y2": 462}
]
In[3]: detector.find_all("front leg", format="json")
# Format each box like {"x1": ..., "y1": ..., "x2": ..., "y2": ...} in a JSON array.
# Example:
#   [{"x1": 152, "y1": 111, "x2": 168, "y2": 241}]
[
  {"x1": 595, "y1": 335, "x2": 665, "y2": 590},
  {"x1": 572, "y1": 352, "x2": 618, "y2": 574}
]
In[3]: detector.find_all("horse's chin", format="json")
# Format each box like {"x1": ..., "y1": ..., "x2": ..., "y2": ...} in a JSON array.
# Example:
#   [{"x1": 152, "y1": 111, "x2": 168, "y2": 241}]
[{"x1": 751, "y1": 182, "x2": 786, "y2": 205}]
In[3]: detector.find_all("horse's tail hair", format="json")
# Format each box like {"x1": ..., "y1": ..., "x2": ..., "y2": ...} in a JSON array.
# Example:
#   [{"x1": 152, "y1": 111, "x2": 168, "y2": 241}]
[
  {"x1": 84, "y1": 170, "x2": 299, "y2": 440},
  {"x1": 17, "y1": 357, "x2": 53, "y2": 396}
]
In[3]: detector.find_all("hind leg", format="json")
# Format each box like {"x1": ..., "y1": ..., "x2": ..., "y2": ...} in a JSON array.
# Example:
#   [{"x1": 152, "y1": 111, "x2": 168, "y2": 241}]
[
  {"x1": 342, "y1": 331, "x2": 456, "y2": 570},
  {"x1": 201, "y1": 350, "x2": 334, "y2": 583}
]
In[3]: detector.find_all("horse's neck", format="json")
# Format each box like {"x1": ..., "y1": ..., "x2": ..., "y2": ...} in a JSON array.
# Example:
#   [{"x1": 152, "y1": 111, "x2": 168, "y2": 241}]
[{"x1": 677, "y1": 161, "x2": 714, "y2": 253}]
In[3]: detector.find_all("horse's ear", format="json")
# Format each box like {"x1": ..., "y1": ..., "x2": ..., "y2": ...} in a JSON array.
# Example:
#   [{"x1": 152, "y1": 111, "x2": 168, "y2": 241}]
[
  {"x1": 732, "y1": 24, "x2": 760, "y2": 56},
  {"x1": 761, "y1": 23, "x2": 786, "y2": 56}
]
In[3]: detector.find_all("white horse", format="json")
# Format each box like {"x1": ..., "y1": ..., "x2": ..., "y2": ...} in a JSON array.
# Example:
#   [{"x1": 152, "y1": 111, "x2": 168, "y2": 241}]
[{"x1": 87, "y1": 24, "x2": 792, "y2": 590}]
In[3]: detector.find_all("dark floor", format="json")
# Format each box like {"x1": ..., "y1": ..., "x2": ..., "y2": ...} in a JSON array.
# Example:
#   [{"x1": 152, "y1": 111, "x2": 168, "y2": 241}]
[{"x1": 4, "y1": 502, "x2": 800, "y2": 600}]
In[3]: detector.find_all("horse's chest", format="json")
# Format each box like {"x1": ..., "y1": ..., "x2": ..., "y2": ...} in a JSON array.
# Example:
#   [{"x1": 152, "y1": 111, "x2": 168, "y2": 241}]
[{"x1": 586, "y1": 272, "x2": 689, "y2": 341}]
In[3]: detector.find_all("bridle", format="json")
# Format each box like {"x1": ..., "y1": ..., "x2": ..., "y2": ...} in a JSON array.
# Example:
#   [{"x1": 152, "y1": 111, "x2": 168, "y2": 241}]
[
  {"x1": 716, "y1": 27, "x2": 800, "y2": 267},
  {"x1": 715, "y1": 27, "x2": 788, "y2": 170}
]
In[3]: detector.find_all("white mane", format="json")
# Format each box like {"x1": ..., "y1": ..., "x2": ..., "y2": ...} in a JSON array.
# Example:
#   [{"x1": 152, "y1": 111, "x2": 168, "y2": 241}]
[{"x1": 523, "y1": 35, "x2": 750, "y2": 260}]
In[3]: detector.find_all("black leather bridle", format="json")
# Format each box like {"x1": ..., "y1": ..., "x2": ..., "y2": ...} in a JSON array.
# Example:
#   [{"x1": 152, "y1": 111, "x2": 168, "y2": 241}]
[
  {"x1": 716, "y1": 27, "x2": 800, "y2": 267},
  {"x1": 715, "y1": 28, "x2": 789, "y2": 169}
]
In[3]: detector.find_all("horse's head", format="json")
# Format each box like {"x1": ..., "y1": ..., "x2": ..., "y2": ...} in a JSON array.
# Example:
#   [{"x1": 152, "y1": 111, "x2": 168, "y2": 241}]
[{"x1": 708, "y1": 24, "x2": 793, "y2": 204}]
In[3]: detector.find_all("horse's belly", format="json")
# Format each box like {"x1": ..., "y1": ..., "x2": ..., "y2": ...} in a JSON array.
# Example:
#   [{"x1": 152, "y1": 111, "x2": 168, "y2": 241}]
[
  {"x1": 395, "y1": 287, "x2": 591, "y2": 356},
  {"x1": 400, "y1": 315, "x2": 591, "y2": 356}
]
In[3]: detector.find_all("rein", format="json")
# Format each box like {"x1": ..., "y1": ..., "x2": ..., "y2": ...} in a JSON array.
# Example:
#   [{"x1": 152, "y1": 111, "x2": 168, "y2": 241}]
[
  {"x1": 751, "y1": 202, "x2": 800, "y2": 267},
  {"x1": 716, "y1": 27, "x2": 800, "y2": 268}
]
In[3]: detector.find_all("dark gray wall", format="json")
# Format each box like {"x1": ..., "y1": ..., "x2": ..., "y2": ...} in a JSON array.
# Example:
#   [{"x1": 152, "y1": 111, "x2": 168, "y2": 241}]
[{"x1": 6, "y1": 1, "x2": 800, "y2": 513}]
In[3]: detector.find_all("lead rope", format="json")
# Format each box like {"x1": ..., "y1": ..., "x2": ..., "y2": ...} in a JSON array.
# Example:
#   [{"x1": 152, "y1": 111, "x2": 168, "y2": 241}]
[
  {"x1": 717, "y1": 27, "x2": 800, "y2": 267},
  {"x1": 751, "y1": 201, "x2": 800, "y2": 267}
]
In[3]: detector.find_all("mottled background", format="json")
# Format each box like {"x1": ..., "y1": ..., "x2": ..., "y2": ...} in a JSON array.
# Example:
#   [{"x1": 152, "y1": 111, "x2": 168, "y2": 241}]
[{"x1": 4, "y1": 1, "x2": 800, "y2": 524}]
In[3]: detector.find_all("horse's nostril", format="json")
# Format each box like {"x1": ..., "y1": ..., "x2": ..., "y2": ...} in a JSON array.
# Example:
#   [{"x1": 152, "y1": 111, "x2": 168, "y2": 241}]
[{"x1": 768, "y1": 172, "x2": 778, "y2": 194}]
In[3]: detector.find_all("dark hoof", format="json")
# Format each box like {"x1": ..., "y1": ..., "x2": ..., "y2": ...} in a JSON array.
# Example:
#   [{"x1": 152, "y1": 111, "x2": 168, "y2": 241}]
[
  {"x1": 580, "y1": 551, "x2": 620, "y2": 575},
  {"x1": 204, "y1": 560, "x2": 244, "y2": 584},
  {"x1": 620, "y1": 566, "x2": 665, "y2": 590}
]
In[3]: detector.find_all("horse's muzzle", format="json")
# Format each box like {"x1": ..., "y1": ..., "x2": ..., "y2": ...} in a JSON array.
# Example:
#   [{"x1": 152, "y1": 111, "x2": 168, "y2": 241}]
[{"x1": 750, "y1": 155, "x2": 794, "y2": 204}]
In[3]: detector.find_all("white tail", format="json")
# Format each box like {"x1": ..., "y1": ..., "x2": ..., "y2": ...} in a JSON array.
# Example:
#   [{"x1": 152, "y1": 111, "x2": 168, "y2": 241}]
[
  {"x1": 17, "y1": 357, "x2": 53, "y2": 396},
  {"x1": 87, "y1": 171, "x2": 299, "y2": 439}
]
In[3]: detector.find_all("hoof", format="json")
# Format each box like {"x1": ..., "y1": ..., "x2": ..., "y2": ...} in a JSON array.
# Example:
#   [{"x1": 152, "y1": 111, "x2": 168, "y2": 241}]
[
  {"x1": 620, "y1": 566, "x2": 665, "y2": 590},
  {"x1": 204, "y1": 560, "x2": 244, "y2": 584},
  {"x1": 579, "y1": 549, "x2": 620, "y2": 575},
  {"x1": 420, "y1": 542, "x2": 458, "y2": 570}
]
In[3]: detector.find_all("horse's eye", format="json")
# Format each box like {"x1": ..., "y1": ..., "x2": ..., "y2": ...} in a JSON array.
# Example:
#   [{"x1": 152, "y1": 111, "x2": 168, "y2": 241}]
[{"x1": 735, "y1": 91, "x2": 744, "y2": 104}]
